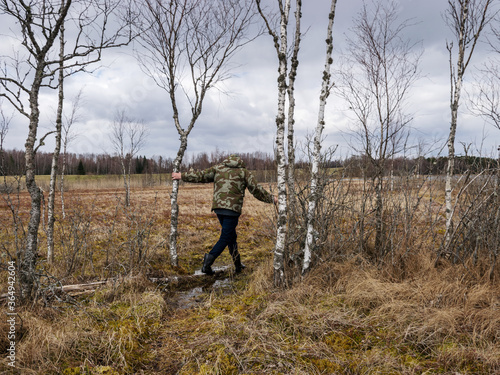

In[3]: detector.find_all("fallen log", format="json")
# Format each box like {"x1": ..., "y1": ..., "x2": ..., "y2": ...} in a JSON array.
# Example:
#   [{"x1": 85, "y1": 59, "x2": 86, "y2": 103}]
[
  {"x1": 0, "y1": 266, "x2": 233, "y2": 302},
  {"x1": 0, "y1": 279, "x2": 115, "y2": 302}
]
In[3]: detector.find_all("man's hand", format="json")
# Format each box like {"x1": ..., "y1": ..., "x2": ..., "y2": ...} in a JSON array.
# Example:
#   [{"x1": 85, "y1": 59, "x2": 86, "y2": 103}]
[
  {"x1": 172, "y1": 172, "x2": 182, "y2": 180},
  {"x1": 273, "y1": 195, "x2": 278, "y2": 205}
]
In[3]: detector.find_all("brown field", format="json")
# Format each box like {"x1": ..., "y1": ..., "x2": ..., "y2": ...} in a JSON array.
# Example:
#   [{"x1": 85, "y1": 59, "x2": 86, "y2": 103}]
[{"x1": 0, "y1": 176, "x2": 499, "y2": 374}]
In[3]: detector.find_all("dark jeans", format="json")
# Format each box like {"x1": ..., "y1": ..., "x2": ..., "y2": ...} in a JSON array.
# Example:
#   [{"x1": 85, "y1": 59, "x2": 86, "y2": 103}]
[{"x1": 208, "y1": 213, "x2": 240, "y2": 258}]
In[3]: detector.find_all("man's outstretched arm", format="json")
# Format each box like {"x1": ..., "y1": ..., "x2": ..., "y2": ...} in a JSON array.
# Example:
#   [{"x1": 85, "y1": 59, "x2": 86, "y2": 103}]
[
  {"x1": 246, "y1": 171, "x2": 277, "y2": 204},
  {"x1": 172, "y1": 167, "x2": 216, "y2": 183}
]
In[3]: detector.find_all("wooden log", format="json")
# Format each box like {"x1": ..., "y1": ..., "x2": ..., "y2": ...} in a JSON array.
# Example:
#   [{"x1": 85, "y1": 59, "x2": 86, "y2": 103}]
[{"x1": 0, "y1": 266, "x2": 233, "y2": 302}]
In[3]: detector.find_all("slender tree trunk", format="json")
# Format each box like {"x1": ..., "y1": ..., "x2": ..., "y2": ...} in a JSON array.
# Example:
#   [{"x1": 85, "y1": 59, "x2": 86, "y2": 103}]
[
  {"x1": 492, "y1": 148, "x2": 500, "y2": 279},
  {"x1": 359, "y1": 168, "x2": 367, "y2": 253},
  {"x1": 169, "y1": 133, "x2": 188, "y2": 267},
  {"x1": 445, "y1": 64, "x2": 463, "y2": 254},
  {"x1": 286, "y1": 0, "x2": 302, "y2": 211},
  {"x1": 444, "y1": 31, "x2": 465, "y2": 254},
  {"x1": 374, "y1": 174, "x2": 384, "y2": 253},
  {"x1": 47, "y1": 25, "x2": 65, "y2": 264},
  {"x1": 444, "y1": 106, "x2": 458, "y2": 251},
  {"x1": 127, "y1": 156, "x2": 132, "y2": 206},
  {"x1": 169, "y1": 177, "x2": 180, "y2": 266},
  {"x1": 121, "y1": 157, "x2": 129, "y2": 206},
  {"x1": 390, "y1": 157, "x2": 394, "y2": 191},
  {"x1": 60, "y1": 145, "x2": 67, "y2": 219},
  {"x1": 302, "y1": 0, "x2": 337, "y2": 274},
  {"x1": 375, "y1": 57, "x2": 388, "y2": 257},
  {"x1": 21, "y1": 67, "x2": 44, "y2": 301},
  {"x1": 273, "y1": 0, "x2": 291, "y2": 288}
]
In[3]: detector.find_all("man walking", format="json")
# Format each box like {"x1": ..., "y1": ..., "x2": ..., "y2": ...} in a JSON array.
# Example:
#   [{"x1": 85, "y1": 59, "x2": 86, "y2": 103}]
[{"x1": 172, "y1": 154, "x2": 276, "y2": 274}]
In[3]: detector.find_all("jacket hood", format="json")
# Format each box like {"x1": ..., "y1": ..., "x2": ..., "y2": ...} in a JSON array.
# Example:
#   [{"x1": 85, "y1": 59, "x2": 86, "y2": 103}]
[{"x1": 222, "y1": 154, "x2": 245, "y2": 168}]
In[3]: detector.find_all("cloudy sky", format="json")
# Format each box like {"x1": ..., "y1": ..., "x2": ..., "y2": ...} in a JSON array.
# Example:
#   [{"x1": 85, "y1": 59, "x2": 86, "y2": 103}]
[{"x1": 1, "y1": 0, "x2": 499, "y2": 162}]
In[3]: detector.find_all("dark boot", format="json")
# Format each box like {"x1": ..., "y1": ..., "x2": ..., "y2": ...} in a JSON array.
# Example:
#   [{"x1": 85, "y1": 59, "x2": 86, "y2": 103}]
[
  {"x1": 229, "y1": 244, "x2": 246, "y2": 273},
  {"x1": 233, "y1": 253, "x2": 246, "y2": 273},
  {"x1": 202, "y1": 253, "x2": 216, "y2": 275}
]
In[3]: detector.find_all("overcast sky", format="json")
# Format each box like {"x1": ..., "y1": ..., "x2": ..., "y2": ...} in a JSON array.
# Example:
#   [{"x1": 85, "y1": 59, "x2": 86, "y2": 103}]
[{"x1": 1, "y1": 0, "x2": 499, "y2": 162}]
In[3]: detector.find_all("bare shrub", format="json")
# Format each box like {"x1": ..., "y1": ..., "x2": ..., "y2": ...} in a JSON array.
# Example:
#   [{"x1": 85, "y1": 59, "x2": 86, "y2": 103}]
[
  {"x1": 58, "y1": 197, "x2": 97, "y2": 279},
  {"x1": 286, "y1": 144, "x2": 358, "y2": 282},
  {"x1": 437, "y1": 166, "x2": 499, "y2": 280}
]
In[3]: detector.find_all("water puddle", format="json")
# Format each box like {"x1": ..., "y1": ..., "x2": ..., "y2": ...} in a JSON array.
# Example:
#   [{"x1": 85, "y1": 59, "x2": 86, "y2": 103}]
[
  {"x1": 176, "y1": 286, "x2": 204, "y2": 309},
  {"x1": 153, "y1": 265, "x2": 235, "y2": 309},
  {"x1": 175, "y1": 276, "x2": 234, "y2": 309},
  {"x1": 193, "y1": 266, "x2": 229, "y2": 276}
]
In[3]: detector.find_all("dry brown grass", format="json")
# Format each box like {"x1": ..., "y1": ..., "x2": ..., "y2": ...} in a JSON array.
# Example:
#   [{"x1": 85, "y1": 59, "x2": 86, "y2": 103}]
[
  {"x1": 2, "y1": 173, "x2": 170, "y2": 191},
  {"x1": 0, "y1": 177, "x2": 498, "y2": 374}
]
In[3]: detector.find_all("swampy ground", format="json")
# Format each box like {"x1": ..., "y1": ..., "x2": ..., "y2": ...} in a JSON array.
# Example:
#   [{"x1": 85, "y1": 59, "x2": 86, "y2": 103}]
[{"x1": 0, "y1": 178, "x2": 498, "y2": 374}]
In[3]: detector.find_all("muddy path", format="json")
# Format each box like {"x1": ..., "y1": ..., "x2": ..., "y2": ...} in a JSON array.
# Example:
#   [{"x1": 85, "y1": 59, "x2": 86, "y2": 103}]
[{"x1": 148, "y1": 266, "x2": 237, "y2": 310}]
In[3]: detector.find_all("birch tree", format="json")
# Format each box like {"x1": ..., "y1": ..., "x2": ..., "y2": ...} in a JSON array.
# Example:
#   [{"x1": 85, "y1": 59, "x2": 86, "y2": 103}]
[
  {"x1": 335, "y1": 0, "x2": 420, "y2": 260},
  {"x1": 134, "y1": 0, "x2": 258, "y2": 266},
  {"x1": 109, "y1": 110, "x2": 148, "y2": 207},
  {"x1": 46, "y1": 25, "x2": 65, "y2": 264},
  {"x1": 442, "y1": 0, "x2": 495, "y2": 254},
  {"x1": 0, "y1": 0, "x2": 133, "y2": 301},
  {"x1": 302, "y1": 0, "x2": 338, "y2": 274},
  {"x1": 255, "y1": 0, "x2": 303, "y2": 287},
  {"x1": 0, "y1": 1, "x2": 72, "y2": 301},
  {"x1": 256, "y1": 0, "x2": 289, "y2": 287}
]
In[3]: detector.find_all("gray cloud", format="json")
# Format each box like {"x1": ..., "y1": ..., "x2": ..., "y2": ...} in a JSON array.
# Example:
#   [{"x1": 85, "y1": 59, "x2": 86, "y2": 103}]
[{"x1": 1, "y1": 0, "x2": 498, "y2": 162}]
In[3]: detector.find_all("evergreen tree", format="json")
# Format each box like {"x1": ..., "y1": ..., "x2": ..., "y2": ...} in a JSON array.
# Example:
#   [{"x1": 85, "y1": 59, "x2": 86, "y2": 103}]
[
  {"x1": 135, "y1": 156, "x2": 143, "y2": 174},
  {"x1": 77, "y1": 160, "x2": 86, "y2": 175}
]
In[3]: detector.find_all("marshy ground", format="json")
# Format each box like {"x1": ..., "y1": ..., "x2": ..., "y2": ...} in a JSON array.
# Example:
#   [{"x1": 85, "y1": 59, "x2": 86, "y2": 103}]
[{"x1": 0, "y1": 178, "x2": 498, "y2": 374}]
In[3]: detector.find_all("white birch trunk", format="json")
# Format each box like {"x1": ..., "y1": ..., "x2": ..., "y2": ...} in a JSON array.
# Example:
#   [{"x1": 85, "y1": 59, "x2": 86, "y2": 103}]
[
  {"x1": 286, "y1": 0, "x2": 302, "y2": 210},
  {"x1": 60, "y1": 147, "x2": 67, "y2": 219},
  {"x1": 47, "y1": 25, "x2": 65, "y2": 264},
  {"x1": 445, "y1": 103, "x2": 459, "y2": 250},
  {"x1": 21, "y1": 69, "x2": 44, "y2": 301},
  {"x1": 302, "y1": 0, "x2": 337, "y2": 274},
  {"x1": 169, "y1": 177, "x2": 180, "y2": 266},
  {"x1": 169, "y1": 133, "x2": 188, "y2": 267},
  {"x1": 445, "y1": 7, "x2": 466, "y2": 252},
  {"x1": 273, "y1": 0, "x2": 291, "y2": 288}
]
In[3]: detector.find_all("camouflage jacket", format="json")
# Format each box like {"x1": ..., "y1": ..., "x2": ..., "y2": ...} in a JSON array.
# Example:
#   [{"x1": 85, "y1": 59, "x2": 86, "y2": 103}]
[{"x1": 181, "y1": 155, "x2": 274, "y2": 213}]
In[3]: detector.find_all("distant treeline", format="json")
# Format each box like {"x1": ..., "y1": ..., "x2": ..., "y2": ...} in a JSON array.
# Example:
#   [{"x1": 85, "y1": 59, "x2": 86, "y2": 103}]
[
  {"x1": 0, "y1": 148, "x2": 497, "y2": 176},
  {"x1": 343, "y1": 155, "x2": 499, "y2": 177},
  {"x1": 0, "y1": 149, "x2": 276, "y2": 176}
]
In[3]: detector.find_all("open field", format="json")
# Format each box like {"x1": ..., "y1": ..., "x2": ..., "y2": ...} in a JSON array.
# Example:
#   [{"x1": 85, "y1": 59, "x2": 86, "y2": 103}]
[
  {"x1": 1, "y1": 173, "x2": 172, "y2": 192},
  {"x1": 0, "y1": 175, "x2": 499, "y2": 374}
]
